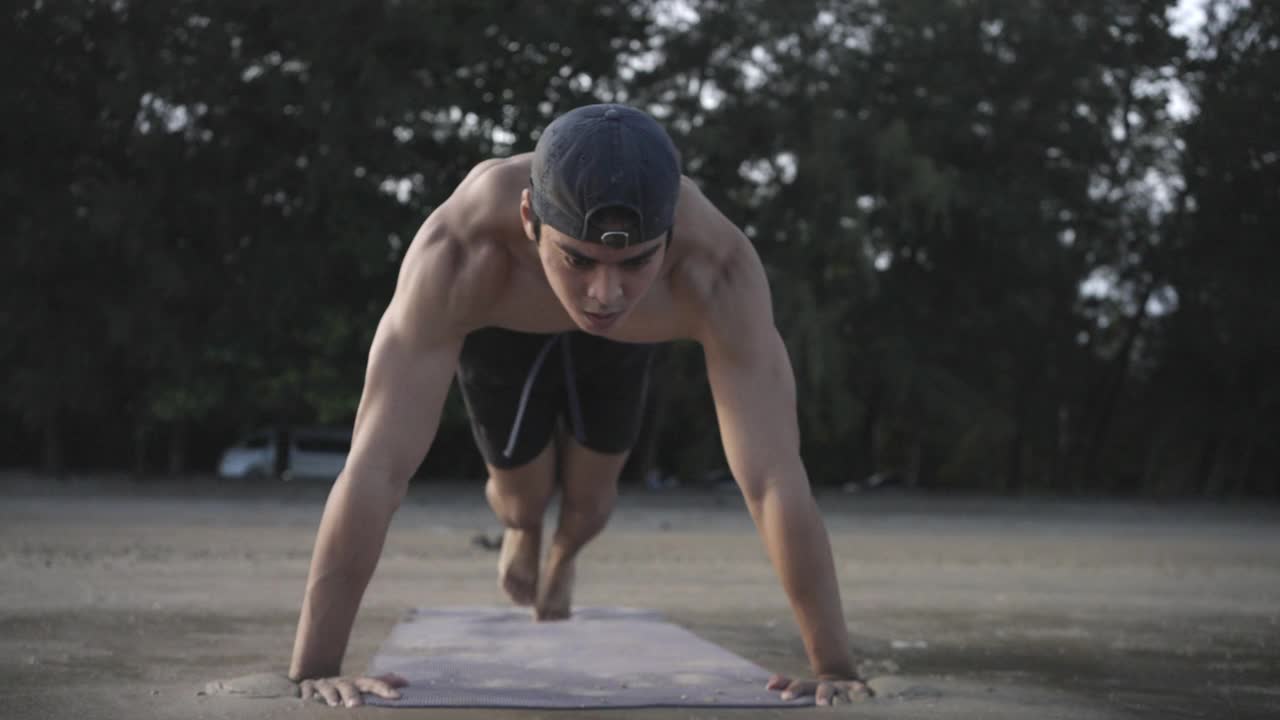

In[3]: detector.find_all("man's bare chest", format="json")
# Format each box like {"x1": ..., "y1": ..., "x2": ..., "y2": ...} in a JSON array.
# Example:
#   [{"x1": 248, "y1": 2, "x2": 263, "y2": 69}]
[{"x1": 480, "y1": 267, "x2": 688, "y2": 344}]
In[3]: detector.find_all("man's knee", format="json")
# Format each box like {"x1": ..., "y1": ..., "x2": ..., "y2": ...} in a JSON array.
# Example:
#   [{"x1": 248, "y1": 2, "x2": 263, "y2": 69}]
[
  {"x1": 486, "y1": 473, "x2": 554, "y2": 529},
  {"x1": 561, "y1": 480, "x2": 618, "y2": 531}
]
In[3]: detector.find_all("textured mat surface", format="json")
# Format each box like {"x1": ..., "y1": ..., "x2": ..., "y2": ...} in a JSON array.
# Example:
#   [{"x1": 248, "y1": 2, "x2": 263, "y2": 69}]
[{"x1": 364, "y1": 606, "x2": 811, "y2": 709}]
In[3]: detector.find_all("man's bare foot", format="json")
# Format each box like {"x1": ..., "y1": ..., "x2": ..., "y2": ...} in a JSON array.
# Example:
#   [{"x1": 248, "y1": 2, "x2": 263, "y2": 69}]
[
  {"x1": 497, "y1": 528, "x2": 540, "y2": 606},
  {"x1": 534, "y1": 557, "x2": 575, "y2": 621}
]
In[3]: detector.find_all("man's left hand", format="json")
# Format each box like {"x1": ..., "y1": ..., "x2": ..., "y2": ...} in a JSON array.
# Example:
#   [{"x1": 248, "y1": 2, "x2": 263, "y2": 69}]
[{"x1": 767, "y1": 673, "x2": 873, "y2": 706}]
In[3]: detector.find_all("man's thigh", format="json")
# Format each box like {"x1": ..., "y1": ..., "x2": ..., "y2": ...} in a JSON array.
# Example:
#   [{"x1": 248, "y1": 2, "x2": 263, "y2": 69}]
[
  {"x1": 458, "y1": 329, "x2": 660, "y2": 460},
  {"x1": 456, "y1": 327, "x2": 564, "y2": 469},
  {"x1": 558, "y1": 431, "x2": 629, "y2": 506},
  {"x1": 560, "y1": 331, "x2": 660, "y2": 456},
  {"x1": 485, "y1": 437, "x2": 557, "y2": 513}
]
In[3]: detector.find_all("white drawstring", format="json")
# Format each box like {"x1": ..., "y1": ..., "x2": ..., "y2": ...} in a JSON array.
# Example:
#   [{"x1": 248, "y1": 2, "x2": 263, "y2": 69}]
[{"x1": 501, "y1": 334, "x2": 561, "y2": 459}]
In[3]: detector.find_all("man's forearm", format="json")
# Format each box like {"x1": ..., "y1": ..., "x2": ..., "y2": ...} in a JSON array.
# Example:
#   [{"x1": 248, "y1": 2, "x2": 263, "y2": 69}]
[
  {"x1": 747, "y1": 478, "x2": 853, "y2": 677},
  {"x1": 288, "y1": 470, "x2": 403, "y2": 681}
]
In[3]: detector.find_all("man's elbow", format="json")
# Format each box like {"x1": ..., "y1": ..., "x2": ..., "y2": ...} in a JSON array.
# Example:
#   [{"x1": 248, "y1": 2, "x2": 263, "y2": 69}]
[
  {"x1": 735, "y1": 463, "x2": 810, "y2": 513},
  {"x1": 735, "y1": 473, "x2": 770, "y2": 509},
  {"x1": 335, "y1": 458, "x2": 411, "y2": 514}
]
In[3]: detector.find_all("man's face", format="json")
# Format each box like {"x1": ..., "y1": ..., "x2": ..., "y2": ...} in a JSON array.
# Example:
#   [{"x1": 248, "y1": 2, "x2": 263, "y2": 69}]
[{"x1": 523, "y1": 196, "x2": 666, "y2": 336}]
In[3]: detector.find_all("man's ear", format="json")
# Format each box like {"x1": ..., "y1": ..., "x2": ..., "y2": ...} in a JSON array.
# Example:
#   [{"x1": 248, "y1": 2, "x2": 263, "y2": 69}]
[{"x1": 520, "y1": 189, "x2": 539, "y2": 243}]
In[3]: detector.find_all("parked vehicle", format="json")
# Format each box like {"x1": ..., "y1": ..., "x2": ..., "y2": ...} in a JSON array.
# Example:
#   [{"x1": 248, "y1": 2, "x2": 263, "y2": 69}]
[
  {"x1": 217, "y1": 426, "x2": 350, "y2": 481},
  {"x1": 216, "y1": 429, "x2": 277, "y2": 479}
]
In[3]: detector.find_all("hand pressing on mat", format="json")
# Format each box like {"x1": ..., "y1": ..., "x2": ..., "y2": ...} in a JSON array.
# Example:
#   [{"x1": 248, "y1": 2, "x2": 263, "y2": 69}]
[
  {"x1": 298, "y1": 673, "x2": 407, "y2": 708},
  {"x1": 767, "y1": 673, "x2": 873, "y2": 706}
]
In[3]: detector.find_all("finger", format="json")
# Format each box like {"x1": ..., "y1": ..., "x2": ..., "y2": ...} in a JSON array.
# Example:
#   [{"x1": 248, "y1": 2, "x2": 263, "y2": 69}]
[
  {"x1": 335, "y1": 680, "x2": 362, "y2": 708},
  {"x1": 376, "y1": 672, "x2": 410, "y2": 689},
  {"x1": 315, "y1": 681, "x2": 341, "y2": 707},
  {"x1": 781, "y1": 678, "x2": 816, "y2": 701},
  {"x1": 356, "y1": 676, "x2": 403, "y2": 700},
  {"x1": 835, "y1": 682, "x2": 858, "y2": 705},
  {"x1": 849, "y1": 679, "x2": 873, "y2": 699},
  {"x1": 766, "y1": 673, "x2": 790, "y2": 691}
]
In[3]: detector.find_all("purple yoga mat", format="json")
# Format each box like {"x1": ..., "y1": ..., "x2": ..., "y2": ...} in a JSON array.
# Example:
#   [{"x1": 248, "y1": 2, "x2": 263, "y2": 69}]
[{"x1": 364, "y1": 606, "x2": 812, "y2": 709}]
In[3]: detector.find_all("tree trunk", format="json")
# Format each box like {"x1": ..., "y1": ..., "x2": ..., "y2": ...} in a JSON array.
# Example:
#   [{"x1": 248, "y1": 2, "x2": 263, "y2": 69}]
[
  {"x1": 1006, "y1": 424, "x2": 1023, "y2": 494},
  {"x1": 41, "y1": 410, "x2": 64, "y2": 479},
  {"x1": 1080, "y1": 284, "x2": 1154, "y2": 493},
  {"x1": 1227, "y1": 363, "x2": 1263, "y2": 497},
  {"x1": 1232, "y1": 420, "x2": 1258, "y2": 497},
  {"x1": 133, "y1": 420, "x2": 149, "y2": 480},
  {"x1": 855, "y1": 385, "x2": 882, "y2": 485},
  {"x1": 1139, "y1": 421, "x2": 1167, "y2": 496},
  {"x1": 167, "y1": 419, "x2": 187, "y2": 477},
  {"x1": 1055, "y1": 404, "x2": 1071, "y2": 493},
  {"x1": 905, "y1": 436, "x2": 924, "y2": 489},
  {"x1": 1195, "y1": 432, "x2": 1220, "y2": 496},
  {"x1": 274, "y1": 427, "x2": 289, "y2": 479},
  {"x1": 1006, "y1": 372, "x2": 1028, "y2": 494}
]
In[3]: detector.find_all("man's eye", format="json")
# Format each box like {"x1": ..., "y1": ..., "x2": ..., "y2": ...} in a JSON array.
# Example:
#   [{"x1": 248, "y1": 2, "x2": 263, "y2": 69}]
[
  {"x1": 623, "y1": 256, "x2": 653, "y2": 269},
  {"x1": 565, "y1": 254, "x2": 593, "y2": 269}
]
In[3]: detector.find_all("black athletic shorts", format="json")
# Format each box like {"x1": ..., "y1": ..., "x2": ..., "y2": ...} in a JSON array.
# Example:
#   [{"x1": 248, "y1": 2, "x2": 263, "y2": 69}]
[{"x1": 456, "y1": 327, "x2": 659, "y2": 469}]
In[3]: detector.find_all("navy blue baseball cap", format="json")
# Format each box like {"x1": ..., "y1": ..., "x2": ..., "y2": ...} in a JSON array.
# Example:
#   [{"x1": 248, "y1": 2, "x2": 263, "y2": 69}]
[{"x1": 530, "y1": 103, "x2": 682, "y2": 249}]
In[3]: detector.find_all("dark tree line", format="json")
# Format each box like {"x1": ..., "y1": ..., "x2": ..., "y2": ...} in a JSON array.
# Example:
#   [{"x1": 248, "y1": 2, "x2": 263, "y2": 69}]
[{"x1": 2, "y1": 0, "x2": 1276, "y2": 495}]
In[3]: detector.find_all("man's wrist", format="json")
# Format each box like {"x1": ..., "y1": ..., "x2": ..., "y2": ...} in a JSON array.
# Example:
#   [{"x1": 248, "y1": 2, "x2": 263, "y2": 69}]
[
  {"x1": 813, "y1": 662, "x2": 858, "y2": 680},
  {"x1": 288, "y1": 664, "x2": 339, "y2": 683}
]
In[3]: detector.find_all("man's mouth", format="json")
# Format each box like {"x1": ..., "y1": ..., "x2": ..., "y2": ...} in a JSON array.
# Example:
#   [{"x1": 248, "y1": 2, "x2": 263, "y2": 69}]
[{"x1": 582, "y1": 309, "x2": 622, "y2": 329}]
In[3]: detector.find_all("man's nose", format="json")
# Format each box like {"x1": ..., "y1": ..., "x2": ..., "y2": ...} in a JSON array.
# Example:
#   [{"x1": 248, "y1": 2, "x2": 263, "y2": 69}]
[{"x1": 587, "y1": 267, "x2": 622, "y2": 304}]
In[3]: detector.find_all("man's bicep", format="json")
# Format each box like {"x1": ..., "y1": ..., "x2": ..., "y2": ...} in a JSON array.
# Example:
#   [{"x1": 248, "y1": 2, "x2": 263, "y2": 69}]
[
  {"x1": 346, "y1": 308, "x2": 463, "y2": 493},
  {"x1": 345, "y1": 231, "x2": 470, "y2": 493}
]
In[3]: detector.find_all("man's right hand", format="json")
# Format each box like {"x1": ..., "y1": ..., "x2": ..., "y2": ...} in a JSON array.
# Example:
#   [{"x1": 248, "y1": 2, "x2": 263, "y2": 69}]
[{"x1": 297, "y1": 673, "x2": 407, "y2": 708}]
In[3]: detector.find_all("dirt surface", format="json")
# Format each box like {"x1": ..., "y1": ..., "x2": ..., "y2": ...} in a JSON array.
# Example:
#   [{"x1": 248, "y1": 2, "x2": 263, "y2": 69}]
[{"x1": 3, "y1": 473, "x2": 1279, "y2": 719}]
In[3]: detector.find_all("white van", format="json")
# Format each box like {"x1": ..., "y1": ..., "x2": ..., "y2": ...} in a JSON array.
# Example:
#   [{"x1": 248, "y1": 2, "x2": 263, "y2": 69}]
[{"x1": 217, "y1": 427, "x2": 350, "y2": 481}]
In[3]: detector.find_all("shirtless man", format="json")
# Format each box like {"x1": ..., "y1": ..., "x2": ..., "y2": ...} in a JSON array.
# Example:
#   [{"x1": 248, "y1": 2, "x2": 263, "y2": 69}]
[{"x1": 287, "y1": 104, "x2": 870, "y2": 708}]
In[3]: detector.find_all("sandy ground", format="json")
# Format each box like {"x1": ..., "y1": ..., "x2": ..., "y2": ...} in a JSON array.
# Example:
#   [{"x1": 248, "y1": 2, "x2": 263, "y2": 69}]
[{"x1": 2, "y1": 473, "x2": 1279, "y2": 720}]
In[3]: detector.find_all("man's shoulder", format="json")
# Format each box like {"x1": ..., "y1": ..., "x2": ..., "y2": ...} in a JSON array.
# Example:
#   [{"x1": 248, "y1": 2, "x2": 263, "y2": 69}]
[
  {"x1": 459, "y1": 153, "x2": 532, "y2": 192},
  {"x1": 669, "y1": 179, "x2": 770, "y2": 337},
  {"x1": 394, "y1": 157, "x2": 532, "y2": 332},
  {"x1": 391, "y1": 232, "x2": 503, "y2": 336},
  {"x1": 444, "y1": 154, "x2": 532, "y2": 229}
]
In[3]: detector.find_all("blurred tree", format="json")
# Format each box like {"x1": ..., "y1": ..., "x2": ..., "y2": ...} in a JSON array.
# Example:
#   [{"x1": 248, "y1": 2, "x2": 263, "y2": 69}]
[
  {"x1": 628, "y1": 0, "x2": 1185, "y2": 492},
  {"x1": 2, "y1": 4, "x2": 139, "y2": 476},
  {"x1": 1, "y1": 0, "x2": 1273, "y2": 495},
  {"x1": 1143, "y1": 0, "x2": 1280, "y2": 496}
]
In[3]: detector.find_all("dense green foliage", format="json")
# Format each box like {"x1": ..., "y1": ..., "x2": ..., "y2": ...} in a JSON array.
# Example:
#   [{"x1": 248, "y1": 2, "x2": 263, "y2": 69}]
[{"x1": 3, "y1": 0, "x2": 1275, "y2": 494}]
